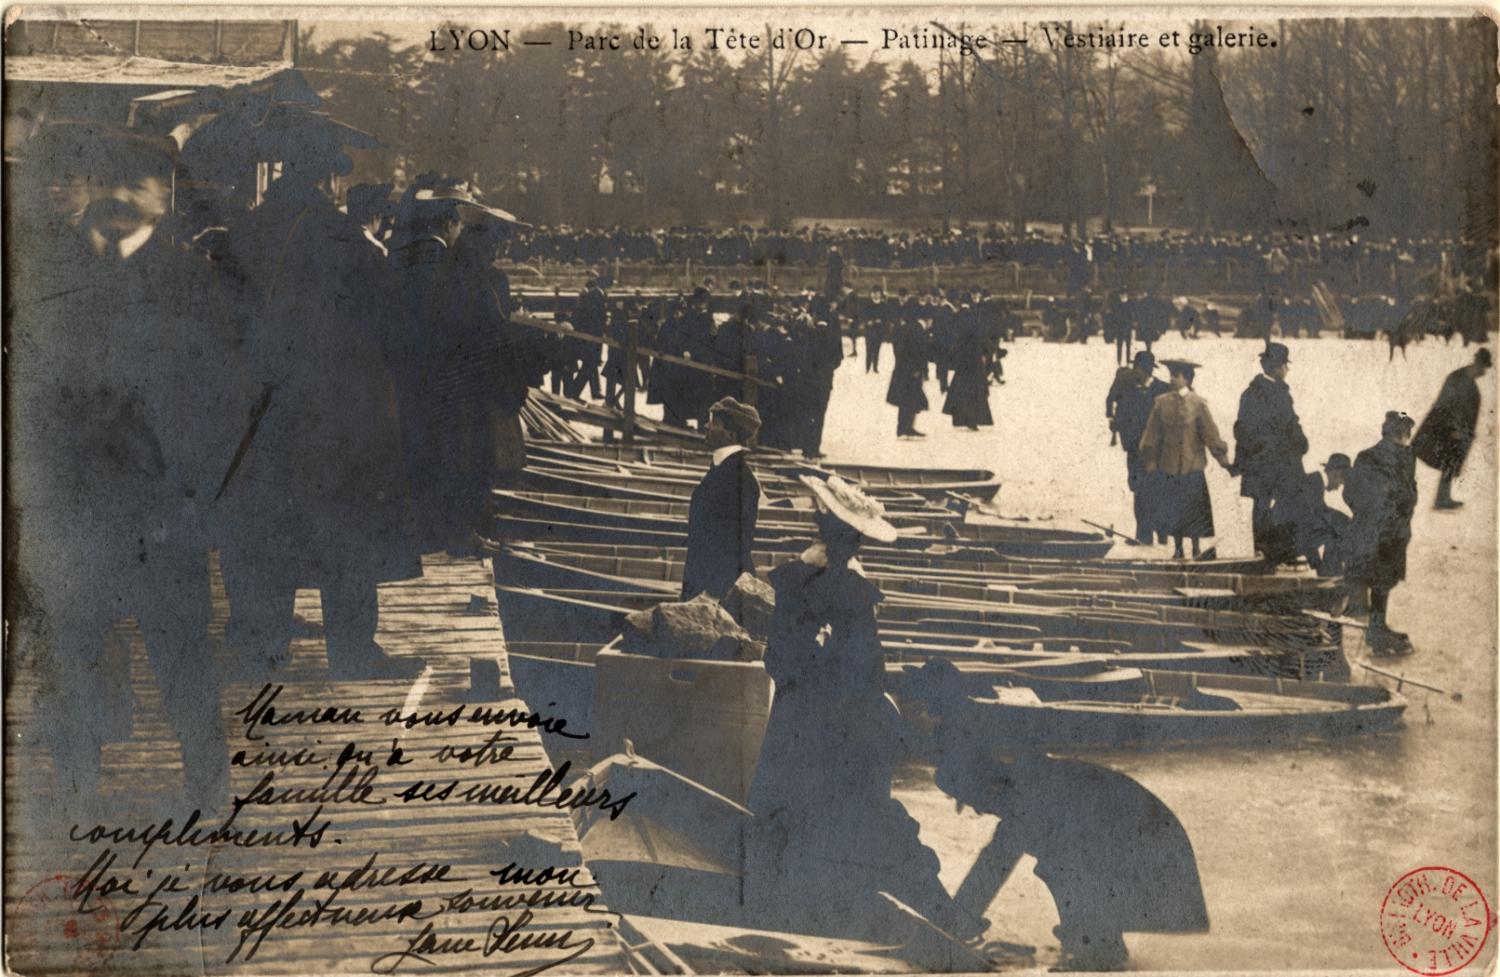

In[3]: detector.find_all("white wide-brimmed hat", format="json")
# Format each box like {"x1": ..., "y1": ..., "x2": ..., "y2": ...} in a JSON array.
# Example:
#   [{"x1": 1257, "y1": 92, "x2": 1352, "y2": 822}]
[{"x1": 800, "y1": 475, "x2": 899, "y2": 543}]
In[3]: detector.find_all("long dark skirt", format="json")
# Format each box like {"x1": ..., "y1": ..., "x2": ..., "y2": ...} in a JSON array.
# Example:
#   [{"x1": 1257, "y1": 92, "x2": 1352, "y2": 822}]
[
  {"x1": 942, "y1": 364, "x2": 994, "y2": 428},
  {"x1": 1159, "y1": 470, "x2": 1215, "y2": 538}
]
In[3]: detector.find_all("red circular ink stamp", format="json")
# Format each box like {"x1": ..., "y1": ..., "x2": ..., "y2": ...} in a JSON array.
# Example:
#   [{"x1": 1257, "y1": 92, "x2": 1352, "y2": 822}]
[
  {"x1": 13, "y1": 874, "x2": 122, "y2": 970},
  {"x1": 1381, "y1": 867, "x2": 1494, "y2": 975}
]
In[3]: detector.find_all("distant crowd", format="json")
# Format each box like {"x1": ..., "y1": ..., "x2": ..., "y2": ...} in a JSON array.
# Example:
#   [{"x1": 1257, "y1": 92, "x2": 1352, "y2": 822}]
[{"x1": 502, "y1": 223, "x2": 1472, "y2": 278}]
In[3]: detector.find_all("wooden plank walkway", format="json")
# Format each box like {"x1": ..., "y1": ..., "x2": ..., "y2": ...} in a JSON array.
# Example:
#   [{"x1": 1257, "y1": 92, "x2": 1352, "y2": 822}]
[{"x1": 4, "y1": 555, "x2": 635, "y2": 976}]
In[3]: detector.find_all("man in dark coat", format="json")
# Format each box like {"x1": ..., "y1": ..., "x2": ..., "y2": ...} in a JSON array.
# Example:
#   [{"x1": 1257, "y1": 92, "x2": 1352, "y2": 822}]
[
  {"x1": 942, "y1": 305, "x2": 995, "y2": 431},
  {"x1": 1283, "y1": 453, "x2": 1353, "y2": 575},
  {"x1": 220, "y1": 117, "x2": 424, "y2": 682},
  {"x1": 887, "y1": 307, "x2": 931, "y2": 438},
  {"x1": 1344, "y1": 412, "x2": 1418, "y2": 653},
  {"x1": 803, "y1": 316, "x2": 844, "y2": 458},
  {"x1": 1106, "y1": 351, "x2": 1172, "y2": 543},
  {"x1": 863, "y1": 288, "x2": 888, "y2": 373},
  {"x1": 824, "y1": 245, "x2": 845, "y2": 298},
  {"x1": 682, "y1": 399, "x2": 764, "y2": 601},
  {"x1": 10, "y1": 124, "x2": 237, "y2": 812},
  {"x1": 647, "y1": 295, "x2": 694, "y2": 428},
  {"x1": 427, "y1": 209, "x2": 552, "y2": 553},
  {"x1": 1413, "y1": 348, "x2": 1491, "y2": 509},
  {"x1": 680, "y1": 289, "x2": 720, "y2": 426},
  {"x1": 1105, "y1": 291, "x2": 1133, "y2": 365},
  {"x1": 566, "y1": 274, "x2": 608, "y2": 399},
  {"x1": 1233, "y1": 343, "x2": 1309, "y2": 563}
]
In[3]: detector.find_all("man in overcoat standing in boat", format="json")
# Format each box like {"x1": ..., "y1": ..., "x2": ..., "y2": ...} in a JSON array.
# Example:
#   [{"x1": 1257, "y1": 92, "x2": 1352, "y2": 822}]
[
  {"x1": 1412, "y1": 348, "x2": 1490, "y2": 509},
  {"x1": 1233, "y1": 342, "x2": 1308, "y2": 563},
  {"x1": 682, "y1": 398, "x2": 764, "y2": 601}
]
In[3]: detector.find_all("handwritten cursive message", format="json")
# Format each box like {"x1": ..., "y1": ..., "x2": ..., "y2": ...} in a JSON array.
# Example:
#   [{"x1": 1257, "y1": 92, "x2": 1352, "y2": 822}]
[{"x1": 54, "y1": 684, "x2": 634, "y2": 974}]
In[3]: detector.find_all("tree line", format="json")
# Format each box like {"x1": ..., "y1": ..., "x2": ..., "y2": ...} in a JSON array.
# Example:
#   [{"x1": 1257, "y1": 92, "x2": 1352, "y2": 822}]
[{"x1": 301, "y1": 18, "x2": 1498, "y2": 240}]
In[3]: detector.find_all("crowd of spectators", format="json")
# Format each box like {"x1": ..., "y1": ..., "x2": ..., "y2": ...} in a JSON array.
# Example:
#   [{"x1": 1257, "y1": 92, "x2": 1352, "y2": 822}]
[{"x1": 502, "y1": 222, "x2": 1467, "y2": 278}]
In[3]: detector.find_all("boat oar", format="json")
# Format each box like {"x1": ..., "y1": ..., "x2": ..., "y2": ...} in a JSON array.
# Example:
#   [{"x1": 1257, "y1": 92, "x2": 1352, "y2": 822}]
[
  {"x1": 1357, "y1": 662, "x2": 1463, "y2": 703},
  {"x1": 1081, "y1": 519, "x2": 1145, "y2": 546}
]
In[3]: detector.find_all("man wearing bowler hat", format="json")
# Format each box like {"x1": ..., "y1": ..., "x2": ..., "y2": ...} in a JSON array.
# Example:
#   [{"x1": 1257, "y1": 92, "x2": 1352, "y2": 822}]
[
  {"x1": 682, "y1": 398, "x2": 764, "y2": 602},
  {"x1": 1233, "y1": 342, "x2": 1308, "y2": 563}
]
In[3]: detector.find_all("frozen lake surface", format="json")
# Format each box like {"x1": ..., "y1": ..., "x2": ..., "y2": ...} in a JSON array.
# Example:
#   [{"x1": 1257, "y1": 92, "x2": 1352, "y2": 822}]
[{"x1": 627, "y1": 332, "x2": 1496, "y2": 970}]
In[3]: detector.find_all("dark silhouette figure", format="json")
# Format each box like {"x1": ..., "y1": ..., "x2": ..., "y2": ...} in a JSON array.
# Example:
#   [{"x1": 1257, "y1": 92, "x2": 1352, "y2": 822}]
[
  {"x1": 1106, "y1": 351, "x2": 1171, "y2": 543},
  {"x1": 1233, "y1": 343, "x2": 1309, "y2": 563},
  {"x1": 219, "y1": 114, "x2": 423, "y2": 681},
  {"x1": 887, "y1": 315, "x2": 931, "y2": 438},
  {"x1": 10, "y1": 124, "x2": 237, "y2": 814},
  {"x1": 1413, "y1": 349, "x2": 1490, "y2": 509},
  {"x1": 1344, "y1": 412, "x2": 1418, "y2": 654},
  {"x1": 681, "y1": 399, "x2": 763, "y2": 601},
  {"x1": 746, "y1": 478, "x2": 985, "y2": 942}
]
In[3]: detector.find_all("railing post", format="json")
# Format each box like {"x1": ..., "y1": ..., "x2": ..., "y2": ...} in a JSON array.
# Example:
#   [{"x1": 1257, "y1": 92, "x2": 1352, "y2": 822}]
[{"x1": 622, "y1": 317, "x2": 639, "y2": 444}]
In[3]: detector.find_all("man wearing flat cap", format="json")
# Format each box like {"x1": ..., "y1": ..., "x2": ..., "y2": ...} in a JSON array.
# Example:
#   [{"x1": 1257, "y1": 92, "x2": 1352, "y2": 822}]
[
  {"x1": 1233, "y1": 342, "x2": 1308, "y2": 563},
  {"x1": 682, "y1": 398, "x2": 764, "y2": 601},
  {"x1": 1343, "y1": 412, "x2": 1418, "y2": 652}
]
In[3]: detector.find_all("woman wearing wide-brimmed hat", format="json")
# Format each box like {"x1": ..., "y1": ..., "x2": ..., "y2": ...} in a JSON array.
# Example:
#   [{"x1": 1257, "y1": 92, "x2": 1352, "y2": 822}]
[
  {"x1": 1138, "y1": 360, "x2": 1232, "y2": 560},
  {"x1": 744, "y1": 476, "x2": 984, "y2": 941}
]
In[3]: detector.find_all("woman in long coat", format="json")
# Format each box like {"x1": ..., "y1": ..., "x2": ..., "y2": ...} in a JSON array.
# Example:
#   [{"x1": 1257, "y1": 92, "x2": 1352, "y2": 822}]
[
  {"x1": 942, "y1": 307, "x2": 995, "y2": 430},
  {"x1": 1137, "y1": 361, "x2": 1231, "y2": 559},
  {"x1": 1344, "y1": 411, "x2": 1418, "y2": 652},
  {"x1": 886, "y1": 312, "x2": 931, "y2": 437},
  {"x1": 746, "y1": 476, "x2": 985, "y2": 941}
]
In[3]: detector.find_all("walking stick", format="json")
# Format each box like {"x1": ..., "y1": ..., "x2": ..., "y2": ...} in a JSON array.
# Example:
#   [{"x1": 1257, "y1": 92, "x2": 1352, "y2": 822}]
[
  {"x1": 1081, "y1": 518, "x2": 1145, "y2": 546},
  {"x1": 1356, "y1": 662, "x2": 1463, "y2": 703},
  {"x1": 214, "y1": 382, "x2": 276, "y2": 502}
]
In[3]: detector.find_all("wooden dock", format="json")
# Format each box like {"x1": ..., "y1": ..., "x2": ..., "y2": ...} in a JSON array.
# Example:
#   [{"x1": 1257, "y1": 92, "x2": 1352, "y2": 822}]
[{"x1": 4, "y1": 555, "x2": 637, "y2": 976}]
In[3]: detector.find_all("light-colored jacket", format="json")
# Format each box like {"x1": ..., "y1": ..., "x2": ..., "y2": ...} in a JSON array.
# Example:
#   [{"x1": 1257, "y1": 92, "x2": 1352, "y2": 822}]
[{"x1": 1139, "y1": 389, "x2": 1230, "y2": 476}]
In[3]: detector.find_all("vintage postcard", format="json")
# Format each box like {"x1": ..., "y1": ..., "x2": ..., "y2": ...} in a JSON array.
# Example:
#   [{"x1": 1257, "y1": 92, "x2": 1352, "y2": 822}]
[{"x1": 3, "y1": 6, "x2": 1497, "y2": 975}]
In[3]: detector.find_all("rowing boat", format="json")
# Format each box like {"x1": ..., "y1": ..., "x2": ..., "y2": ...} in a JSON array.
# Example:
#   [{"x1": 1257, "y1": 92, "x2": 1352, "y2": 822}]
[
  {"x1": 493, "y1": 541, "x2": 1343, "y2": 617},
  {"x1": 948, "y1": 669, "x2": 1406, "y2": 747},
  {"x1": 525, "y1": 440, "x2": 1004, "y2": 500},
  {"x1": 492, "y1": 489, "x2": 1117, "y2": 558},
  {"x1": 491, "y1": 583, "x2": 1345, "y2": 676},
  {"x1": 492, "y1": 539, "x2": 1339, "y2": 599},
  {"x1": 519, "y1": 464, "x2": 940, "y2": 510}
]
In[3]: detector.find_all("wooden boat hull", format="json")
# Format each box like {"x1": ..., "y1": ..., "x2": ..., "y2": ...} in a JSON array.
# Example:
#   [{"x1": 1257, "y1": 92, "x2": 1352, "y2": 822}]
[
  {"x1": 493, "y1": 490, "x2": 1114, "y2": 558},
  {"x1": 493, "y1": 545, "x2": 1336, "y2": 628},
  {"x1": 492, "y1": 583, "x2": 1347, "y2": 677},
  {"x1": 959, "y1": 671, "x2": 1405, "y2": 748},
  {"x1": 495, "y1": 539, "x2": 1341, "y2": 602},
  {"x1": 519, "y1": 461, "x2": 941, "y2": 509},
  {"x1": 525, "y1": 440, "x2": 1004, "y2": 500}
]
